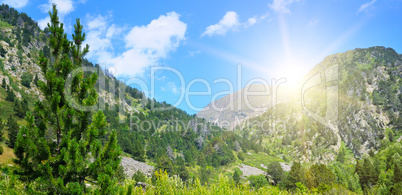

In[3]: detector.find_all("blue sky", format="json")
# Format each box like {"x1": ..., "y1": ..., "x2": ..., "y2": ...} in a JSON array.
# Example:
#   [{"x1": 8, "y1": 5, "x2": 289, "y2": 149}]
[{"x1": 4, "y1": 0, "x2": 402, "y2": 114}]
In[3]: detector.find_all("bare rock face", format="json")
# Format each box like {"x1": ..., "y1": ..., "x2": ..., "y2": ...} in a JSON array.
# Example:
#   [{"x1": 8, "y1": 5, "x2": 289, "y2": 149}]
[
  {"x1": 237, "y1": 164, "x2": 265, "y2": 177},
  {"x1": 120, "y1": 157, "x2": 154, "y2": 178},
  {"x1": 280, "y1": 162, "x2": 291, "y2": 172}
]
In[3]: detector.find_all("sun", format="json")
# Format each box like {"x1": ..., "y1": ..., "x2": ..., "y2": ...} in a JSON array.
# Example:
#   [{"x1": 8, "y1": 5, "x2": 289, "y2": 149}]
[{"x1": 273, "y1": 59, "x2": 308, "y2": 87}]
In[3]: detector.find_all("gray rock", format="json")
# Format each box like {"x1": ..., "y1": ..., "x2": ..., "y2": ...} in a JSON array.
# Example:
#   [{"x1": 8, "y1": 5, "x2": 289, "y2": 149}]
[{"x1": 120, "y1": 157, "x2": 154, "y2": 178}]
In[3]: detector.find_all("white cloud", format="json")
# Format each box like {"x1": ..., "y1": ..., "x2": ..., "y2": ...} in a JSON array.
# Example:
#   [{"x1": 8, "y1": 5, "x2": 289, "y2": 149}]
[
  {"x1": 357, "y1": 0, "x2": 376, "y2": 14},
  {"x1": 37, "y1": 0, "x2": 81, "y2": 30},
  {"x1": 161, "y1": 82, "x2": 179, "y2": 95},
  {"x1": 84, "y1": 14, "x2": 114, "y2": 63},
  {"x1": 124, "y1": 12, "x2": 186, "y2": 58},
  {"x1": 1, "y1": 0, "x2": 29, "y2": 8},
  {"x1": 106, "y1": 24, "x2": 124, "y2": 39},
  {"x1": 85, "y1": 12, "x2": 187, "y2": 76},
  {"x1": 38, "y1": 16, "x2": 50, "y2": 29},
  {"x1": 268, "y1": 0, "x2": 300, "y2": 14},
  {"x1": 202, "y1": 11, "x2": 259, "y2": 37},
  {"x1": 40, "y1": 0, "x2": 75, "y2": 15}
]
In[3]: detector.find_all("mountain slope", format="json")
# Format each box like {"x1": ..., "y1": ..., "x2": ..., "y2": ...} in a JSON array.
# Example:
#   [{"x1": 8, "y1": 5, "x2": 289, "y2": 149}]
[
  {"x1": 198, "y1": 46, "x2": 402, "y2": 162},
  {"x1": 197, "y1": 83, "x2": 294, "y2": 130}
]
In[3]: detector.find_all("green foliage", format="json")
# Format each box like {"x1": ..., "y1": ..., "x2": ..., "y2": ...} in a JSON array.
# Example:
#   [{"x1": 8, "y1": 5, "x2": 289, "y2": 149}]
[
  {"x1": 12, "y1": 6, "x2": 121, "y2": 193},
  {"x1": 0, "y1": 117, "x2": 4, "y2": 142},
  {"x1": 248, "y1": 175, "x2": 269, "y2": 190},
  {"x1": 0, "y1": 44, "x2": 6, "y2": 57},
  {"x1": 21, "y1": 72, "x2": 33, "y2": 88},
  {"x1": 13, "y1": 97, "x2": 29, "y2": 118},
  {"x1": 356, "y1": 158, "x2": 379, "y2": 191},
  {"x1": 284, "y1": 162, "x2": 303, "y2": 189},
  {"x1": 232, "y1": 169, "x2": 241, "y2": 185},
  {"x1": 6, "y1": 115, "x2": 19, "y2": 148},
  {"x1": 0, "y1": 59, "x2": 4, "y2": 72},
  {"x1": 199, "y1": 165, "x2": 212, "y2": 185},
  {"x1": 237, "y1": 152, "x2": 245, "y2": 161},
  {"x1": 133, "y1": 139, "x2": 146, "y2": 162},
  {"x1": 5, "y1": 87, "x2": 15, "y2": 102},
  {"x1": 267, "y1": 161, "x2": 284, "y2": 186},
  {"x1": 394, "y1": 164, "x2": 402, "y2": 184},
  {"x1": 33, "y1": 74, "x2": 39, "y2": 87},
  {"x1": 337, "y1": 145, "x2": 346, "y2": 163},
  {"x1": 132, "y1": 170, "x2": 146, "y2": 184},
  {"x1": 176, "y1": 157, "x2": 189, "y2": 181},
  {"x1": 1, "y1": 78, "x2": 5, "y2": 88},
  {"x1": 309, "y1": 164, "x2": 335, "y2": 188},
  {"x1": 295, "y1": 182, "x2": 307, "y2": 194},
  {"x1": 317, "y1": 183, "x2": 330, "y2": 193}
]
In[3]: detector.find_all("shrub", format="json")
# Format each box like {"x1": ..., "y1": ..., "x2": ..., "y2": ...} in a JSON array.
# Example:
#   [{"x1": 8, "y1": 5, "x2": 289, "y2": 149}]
[
  {"x1": 237, "y1": 152, "x2": 245, "y2": 161},
  {"x1": 132, "y1": 170, "x2": 146, "y2": 185},
  {"x1": 21, "y1": 72, "x2": 33, "y2": 88}
]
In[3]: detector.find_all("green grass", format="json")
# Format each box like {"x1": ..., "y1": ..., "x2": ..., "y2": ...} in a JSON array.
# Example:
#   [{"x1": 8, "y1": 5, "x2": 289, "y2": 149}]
[
  {"x1": 241, "y1": 151, "x2": 283, "y2": 170},
  {"x1": 0, "y1": 20, "x2": 12, "y2": 28},
  {"x1": 0, "y1": 89, "x2": 15, "y2": 120},
  {"x1": 0, "y1": 143, "x2": 15, "y2": 165}
]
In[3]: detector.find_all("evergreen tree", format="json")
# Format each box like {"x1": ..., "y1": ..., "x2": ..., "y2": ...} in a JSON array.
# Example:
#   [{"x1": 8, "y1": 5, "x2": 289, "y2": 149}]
[
  {"x1": 357, "y1": 158, "x2": 378, "y2": 191},
  {"x1": 21, "y1": 72, "x2": 33, "y2": 88},
  {"x1": 5, "y1": 87, "x2": 15, "y2": 102},
  {"x1": 309, "y1": 164, "x2": 335, "y2": 188},
  {"x1": 14, "y1": 97, "x2": 28, "y2": 118},
  {"x1": 267, "y1": 161, "x2": 284, "y2": 186},
  {"x1": 233, "y1": 169, "x2": 241, "y2": 185},
  {"x1": 13, "y1": 5, "x2": 121, "y2": 194},
  {"x1": 132, "y1": 170, "x2": 146, "y2": 185},
  {"x1": 33, "y1": 74, "x2": 39, "y2": 87},
  {"x1": 0, "y1": 44, "x2": 6, "y2": 57},
  {"x1": 285, "y1": 162, "x2": 304, "y2": 189},
  {"x1": 337, "y1": 146, "x2": 346, "y2": 163},
  {"x1": 394, "y1": 164, "x2": 402, "y2": 184},
  {"x1": 0, "y1": 117, "x2": 4, "y2": 142},
  {"x1": 237, "y1": 152, "x2": 245, "y2": 161},
  {"x1": 1, "y1": 78, "x2": 6, "y2": 88},
  {"x1": 176, "y1": 157, "x2": 189, "y2": 181},
  {"x1": 6, "y1": 115, "x2": 19, "y2": 148},
  {"x1": 388, "y1": 130, "x2": 394, "y2": 143},
  {"x1": 133, "y1": 139, "x2": 145, "y2": 162}
]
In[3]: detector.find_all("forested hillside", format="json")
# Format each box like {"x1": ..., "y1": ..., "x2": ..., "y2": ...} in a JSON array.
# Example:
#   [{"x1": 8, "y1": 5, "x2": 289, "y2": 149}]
[{"x1": 0, "y1": 4, "x2": 401, "y2": 195}]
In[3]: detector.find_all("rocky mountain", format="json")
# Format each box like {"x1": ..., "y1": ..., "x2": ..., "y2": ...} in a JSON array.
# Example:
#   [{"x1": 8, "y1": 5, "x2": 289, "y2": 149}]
[
  {"x1": 197, "y1": 83, "x2": 294, "y2": 130},
  {"x1": 198, "y1": 46, "x2": 402, "y2": 162}
]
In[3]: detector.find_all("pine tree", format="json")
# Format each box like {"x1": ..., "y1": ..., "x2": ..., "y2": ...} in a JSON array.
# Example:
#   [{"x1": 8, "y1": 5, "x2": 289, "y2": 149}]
[
  {"x1": 233, "y1": 169, "x2": 241, "y2": 185},
  {"x1": 176, "y1": 157, "x2": 189, "y2": 181},
  {"x1": 0, "y1": 117, "x2": 4, "y2": 142},
  {"x1": 1, "y1": 78, "x2": 6, "y2": 88},
  {"x1": 13, "y1": 5, "x2": 121, "y2": 194},
  {"x1": 337, "y1": 146, "x2": 346, "y2": 163},
  {"x1": 33, "y1": 74, "x2": 39, "y2": 87},
  {"x1": 394, "y1": 164, "x2": 402, "y2": 184},
  {"x1": 5, "y1": 87, "x2": 15, "y2": 102},
  {"x1": 286, "y1": 162, "x2": 304, "y2": 189},
  {"x1": 357, "y1": 158, "x2": 378, "y2": 191},
  {"x1": 14, "y1": 97, "x2": 28, "y2": 118},
  {"x1": 6, "y1": 115, "x2": 19, "y2": 148},
  {"x1": 132, "y1": 170, "x2": 146, "y2": 185},
  {"x1": 388, "y1": 130, "x2": 395, "y2": 142},
  {"x1": 267, "y1": 161, "x2": 284, "y2": 186},
  {"x1": 133, "y1": 138, "x2": 145, "y2": 162}
]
